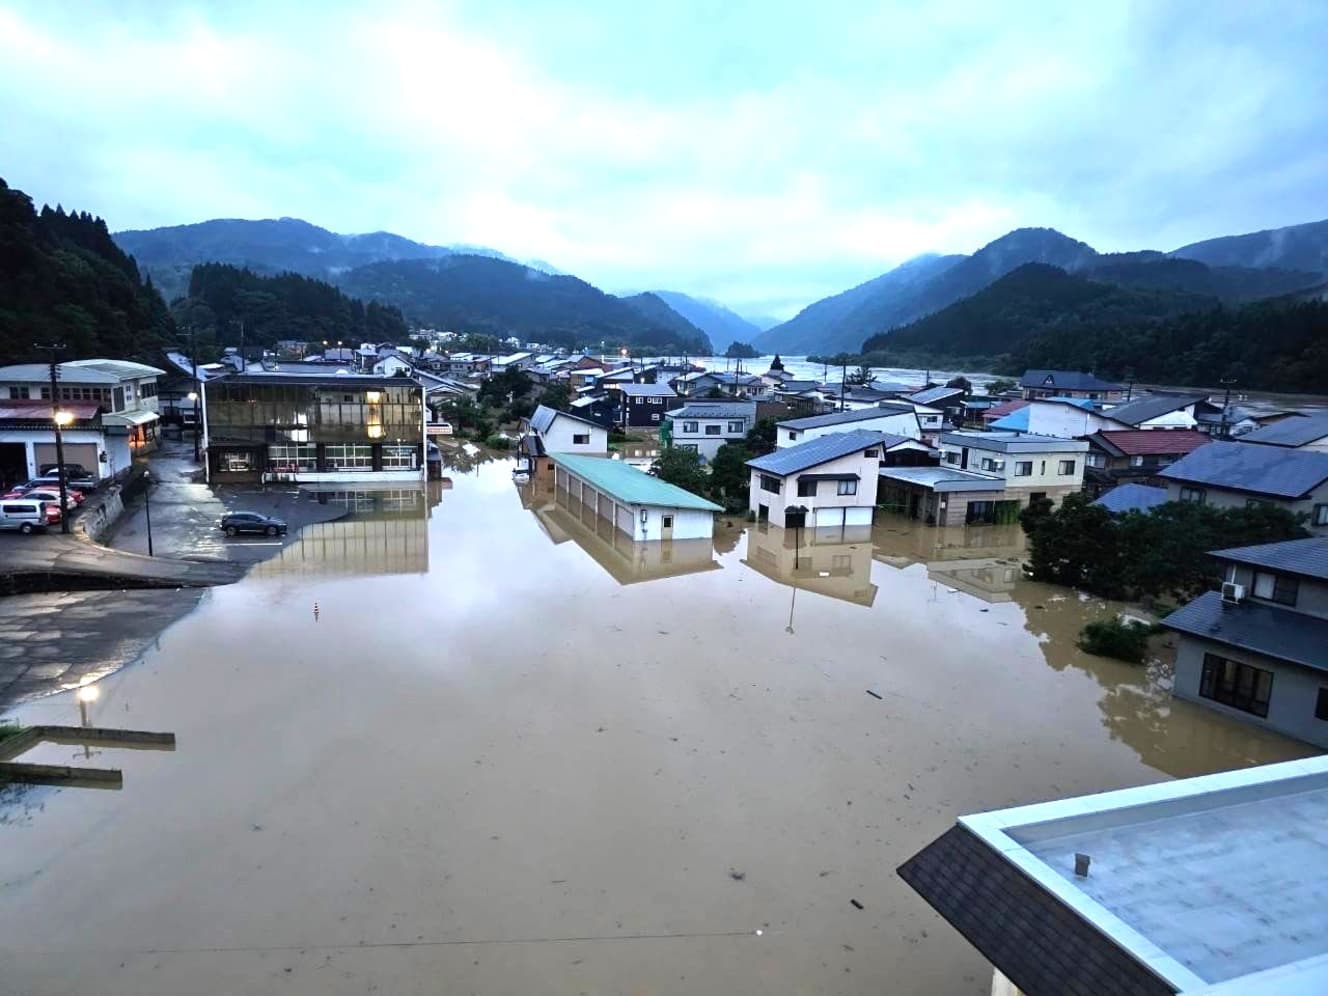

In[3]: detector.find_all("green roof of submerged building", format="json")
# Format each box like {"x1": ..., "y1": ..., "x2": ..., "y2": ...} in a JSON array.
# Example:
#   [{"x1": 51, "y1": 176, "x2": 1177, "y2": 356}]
[{"x1": 550, "y1": 453, "x2": 723, "y2": 512}]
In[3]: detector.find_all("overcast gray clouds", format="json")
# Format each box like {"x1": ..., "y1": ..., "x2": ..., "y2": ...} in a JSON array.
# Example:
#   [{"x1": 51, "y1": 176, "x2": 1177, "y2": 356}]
[{"x1": 1, "y1": 1, "x2": 1325, "y2": 318}]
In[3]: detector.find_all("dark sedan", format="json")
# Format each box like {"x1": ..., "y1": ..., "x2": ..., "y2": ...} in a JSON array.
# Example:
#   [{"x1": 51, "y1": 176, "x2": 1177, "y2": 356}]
[{"x1": 218, "y1": 512, "x2": 288, "y2": 537}]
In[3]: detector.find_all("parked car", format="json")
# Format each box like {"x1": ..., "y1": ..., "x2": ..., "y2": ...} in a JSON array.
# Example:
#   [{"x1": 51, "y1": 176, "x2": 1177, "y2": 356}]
[
  {"x1": 6, "y1": 481, "x2": 86, "y2": 503},
  {"x1": 33, "y1": 470, "x2": 98, "y2": 491},
  {"x1": 0, "y1": 499, "x2": 50, "y2": 534},
  {"x1": 218, "y1": 512, "x2": 288, "y2": 537},
  {"x1": 39, "y1": 462, "x2": 92, "y2": 479},
  {"x1": 14, "y1": 488, "x2": 78, "y2": 512}
]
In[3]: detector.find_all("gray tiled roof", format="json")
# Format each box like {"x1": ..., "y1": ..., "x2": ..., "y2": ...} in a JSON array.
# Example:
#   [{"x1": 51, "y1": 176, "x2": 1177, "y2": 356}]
[
  {"x1": 668, "y1": 402, "x2": 756, "y2": 420},
  {"x1": 746, "y1": 430, "x2": 888, "y2": 475},
  {"x1": 1239, "y1": 412, "x2": 1328, "y2": 448},
  {"x1": 530, "y1": 404, "x2": 601, "y2": 433},
  {"x1": 1020, "y1": 369, "x2": 1125, "y2": 391},
  {"x1": 1101, "y1": 393, "x2": 1206, "y2": 426},
  {"x1": 1209, "y1": 537, "x2": 1328, "y2": 581},
  {"x1": 1093, "y1": 484, "x2": 1170, "y2": 514},
  {"x1": 1158, "y1": 441, "x2": 1328, "y2": 498},
  {"x1": 907, "y1": 385, "x2": 966, "y2": 405},
  {"x1": 898, "y1": 824, "x2": 1176, "y2": 996},
  {"x1": 1162, "y1": 590, "x2": 1328, "y2": 673},
  {"x1": 779, "y1": 405, "x2": 916, "y2": 430},
  {"x1": 940, "y1": 431, "x2": 1088, "y2": 454},
  {"x1": 618, "y1": 382, "x2": 677, "y2": 397}
]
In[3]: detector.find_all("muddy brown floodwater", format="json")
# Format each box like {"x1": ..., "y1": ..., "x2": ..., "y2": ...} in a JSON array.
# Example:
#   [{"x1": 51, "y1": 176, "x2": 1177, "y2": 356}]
[{"x1": 0, "y1": 459, "x2": 1314, "y2": 995}]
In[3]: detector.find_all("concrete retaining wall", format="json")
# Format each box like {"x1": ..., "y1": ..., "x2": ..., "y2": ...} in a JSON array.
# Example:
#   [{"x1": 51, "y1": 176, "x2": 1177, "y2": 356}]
[{"x1": 77, "y1": 490, "x2": 124, "y2": 542}]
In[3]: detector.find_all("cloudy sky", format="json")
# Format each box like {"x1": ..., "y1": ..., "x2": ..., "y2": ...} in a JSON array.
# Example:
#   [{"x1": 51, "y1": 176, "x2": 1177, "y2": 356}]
[{"x1": 2, "y1": 1, "x2": 1325, "y2": 320}]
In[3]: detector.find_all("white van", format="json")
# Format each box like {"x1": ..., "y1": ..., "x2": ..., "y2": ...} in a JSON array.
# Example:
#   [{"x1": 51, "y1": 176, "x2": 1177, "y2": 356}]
[{"x1": 0, "y1": 499, "x2": 49, "y2": 534}]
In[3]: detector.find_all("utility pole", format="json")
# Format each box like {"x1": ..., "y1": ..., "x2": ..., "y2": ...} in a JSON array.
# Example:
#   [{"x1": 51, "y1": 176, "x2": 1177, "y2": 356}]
[
  {"x1": 189, "y1": 326, "x2": 201, "y2": 461},
  {"x1": 840, "y1": 357, "x2": 847, "y2": 412},
  {"x1": 1218, "y1": 378, "x2": 1237, "y2": 439},
  {"x1": 34, "y1": 343, "x2": 71, "y2": 534}
]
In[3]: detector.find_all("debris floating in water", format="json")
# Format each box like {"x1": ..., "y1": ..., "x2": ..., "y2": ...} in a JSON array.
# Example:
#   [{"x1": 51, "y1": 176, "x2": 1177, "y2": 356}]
[
  {"x1": 850, "y1": 898, "x2": 864, "y2": 910},
  {"x1": 866, "y1": 689, "x2": 883, "y2": 700}
]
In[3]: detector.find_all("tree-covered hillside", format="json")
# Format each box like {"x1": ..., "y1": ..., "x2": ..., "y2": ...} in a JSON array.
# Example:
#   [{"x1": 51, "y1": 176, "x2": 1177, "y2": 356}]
[
  {"x1": 0, "y1": 177, "x2": 174, "y2": 363},
  {"x1": 338, "y1": 256, "x2": 712, "y2": 353},
  {"x1": 173, "y1": 263, "x2": 408, "y2": 348}
]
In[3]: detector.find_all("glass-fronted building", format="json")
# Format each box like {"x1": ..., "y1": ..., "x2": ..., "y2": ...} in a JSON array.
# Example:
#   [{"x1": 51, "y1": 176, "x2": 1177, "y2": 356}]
[{"x1": 203, "y1": 371, "x2": 425, "y2": 483}]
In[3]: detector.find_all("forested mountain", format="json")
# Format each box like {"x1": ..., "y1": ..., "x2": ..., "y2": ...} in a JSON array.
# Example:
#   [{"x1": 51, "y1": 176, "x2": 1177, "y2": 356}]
[
  {"x1": 758, "y1": 223, "x2": 1328, "y2": 356},
  {"x1": 858, "y1": 262, "x2": 1328, "y2": 391},
  {"x1": 173, "y1": 264, "x2": 408, "y2": 348},
  {"x1": 646, "y1": 290, "x2": 764, "y2": 352},
  {"x1": 338, "y1": 256, "x2": 712, "y2": 354},
  {"x1": 0, "y1": 177, "x2": 174, "y2": 364},
  {"x1": 751, "y1": 253, "x2": 964, "y2": 354},
  {"x1": 619, "y1": 293, "x2": 712, "y2": 351},
  {"x1": 113, "y1": 217, "x2": 526, "y2": 301},
  {"x1": 865, "y1": 263, "x2": 1213, "y2": 358},
  {"x1": 1172, "y1": 218, "x2": 1328, "y2": 274}
]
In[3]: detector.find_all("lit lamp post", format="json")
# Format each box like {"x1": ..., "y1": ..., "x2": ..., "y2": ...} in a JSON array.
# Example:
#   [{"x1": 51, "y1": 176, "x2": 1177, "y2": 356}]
[
  {"x1": 187, "y1": 390, "x2": 200, "y2": 461},
  {"x1": 143, "y1": 469, "x2": 154, "y2": 556},
  {"x1": 52, "y1": 409, "x2": 75, "y2": 534}
]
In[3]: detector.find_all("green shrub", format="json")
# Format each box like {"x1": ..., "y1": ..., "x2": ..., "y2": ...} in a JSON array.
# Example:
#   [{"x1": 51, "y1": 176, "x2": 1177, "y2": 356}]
[
  {"x1": 1078, "y1": 618, "x2": 1155, "y2": 663},
  {"x1": 485, "y1": 434, "x2": 513, "y2": 451}
]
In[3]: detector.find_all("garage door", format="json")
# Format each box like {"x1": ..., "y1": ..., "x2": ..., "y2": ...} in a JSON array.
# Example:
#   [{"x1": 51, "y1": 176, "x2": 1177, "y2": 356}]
[
  {"x1": 34, "y1": 442, "x2": 98, "y2": 474},
  {"x1": 813, "y1": 507, "x2": 846, "y2": 528}
]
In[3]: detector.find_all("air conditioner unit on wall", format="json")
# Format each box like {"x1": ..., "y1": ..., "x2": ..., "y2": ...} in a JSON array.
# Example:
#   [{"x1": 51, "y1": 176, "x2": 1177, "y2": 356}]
[{"x1": 1221, "y1": 582, "x2": 1245, "y2": 604}]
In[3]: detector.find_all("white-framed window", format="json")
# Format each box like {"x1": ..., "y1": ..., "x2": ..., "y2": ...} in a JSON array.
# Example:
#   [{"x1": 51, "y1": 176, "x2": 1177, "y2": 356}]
[
  {"x1": 1086, "y1": 453, "x2": 1106, "y2": 468},
  {"x1": 728, "y1": 420, "x2": 744, "y2": 433},
  {"x1": 1014, "y1": 461, "x2": 1033, "y2": 476},
  {"x1": 683, "y1": 421, "x2": 698, "y2": 433},
  {"x1": 572, "y1": 433, "x2": 590, "y2": 445},
  {"x1": 1058, "y1": 459, "x2": 1077, "y2": 475},
  {"x1": 1315, "y1": 504, "x2": 1328, "y2": 526},
  {"x1": 7, "y1": 385, "x2": 29, "y2": 399},
  {"x1": 837, "y1": 479, "x2": 858, "y2": 496},
  {"x1": 1179, "y1": 485, "x2": 1205, "y2": 504},
  {"x1": 382, "y1": 444, "x2": 417, "y2": 469},
  {"x1": 651, "y1": 413, "x2": 661, "y2": 422},
  {"x1": 788, "y1": 430, "x2": 799, "y2": 440},
  {"x1": 760, "y1": 474, "x2": 782, "y2": 494},
  {"x1": 705, "y1": 424, "x2": 721, "y2": 435},
  {"x1": 268, "y1": 443, "x2": 317, "y2": 472},
  {"x1": 325, "y1": 443, "x2": 373, "y2": 469}
]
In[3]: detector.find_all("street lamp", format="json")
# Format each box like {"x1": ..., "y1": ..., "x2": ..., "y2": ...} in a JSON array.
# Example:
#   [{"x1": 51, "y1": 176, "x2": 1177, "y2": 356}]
[
  {"x1": 187, "y1": 390, "x2": 200, "y2": 460},
  {"x1": 143, "y1": 469, "x2": 154, "y2": 557}
]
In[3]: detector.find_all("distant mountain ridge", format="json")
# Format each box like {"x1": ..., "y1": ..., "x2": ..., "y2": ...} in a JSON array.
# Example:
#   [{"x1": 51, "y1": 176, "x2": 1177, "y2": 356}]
[
  {"x1": 755, "y1": 219, "x2": 1328, "y2": 355},
  {"x1": 113, "y1": 217, "x2": 551, "y2": 301},
  {"x1": 645, "y1": 291, "x2": 765, "y2": 352}
]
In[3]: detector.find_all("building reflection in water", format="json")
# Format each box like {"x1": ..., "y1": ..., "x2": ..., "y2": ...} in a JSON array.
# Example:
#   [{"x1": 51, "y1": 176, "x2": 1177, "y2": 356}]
[
  {"x1": 249, "y1": 483, "x2": 435, "y2": 578},
  {"x1": 872, "y1": 514, "x2": 1027, "y2": 602},
  {"x1": 517, "y1": 477, "x2": 720, "y2": 585},
  {"x1": 744, "y1": 521, "x2": 878, "y2": 608}
]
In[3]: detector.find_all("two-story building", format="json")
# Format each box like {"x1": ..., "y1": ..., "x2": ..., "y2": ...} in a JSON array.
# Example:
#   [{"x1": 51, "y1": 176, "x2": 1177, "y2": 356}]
[
  {"x1": 1019, "y1": 369, "x2": 1125, "y2": 401},
  {"x1": 616, "y1": 382, "x2": 681, "y2": 429},
  {"x1": 746, "y1": 430, "x2": 892, "y2": 529},
  {"x1": 1099, "y1": 392, "x2": 1211, "y2": 430},
  {"x1": 989, "y1": 397, "x2": 1131, "y2": 438},
  {"x1": 202, "y1": 367, "x2": 426, "y2": 483},
  {"x1": 1083, "y1": 428, "x2": 1212, "y2": 493},
  {"x1": 0, "y1": 358, "x2": 166, "y2": 456},
  {"x1": 1240, "y1": 411, "x2": 1328, "y2": 452},
  {"x1": 517, "y1": 404, "x2": 609, "y2": 480},
  {"x1": 878, "y1": 431, "x2": 1088, "y2": 526},
  {"x1": 663, "y1": 400, "x2": 758, "y2": 462},
  {"x1": 1163, "y1": 537, "x2": 1328, "y2": 747},
  {"x1": 0, "y1": 400, "x2": 132, "y2": 489},
  {"x1": 776, "y1": 404, "x2": 921, "y2": 448},
  {"x1": 1158, "y1": 441, "x2": 1328, "y2": 534}
]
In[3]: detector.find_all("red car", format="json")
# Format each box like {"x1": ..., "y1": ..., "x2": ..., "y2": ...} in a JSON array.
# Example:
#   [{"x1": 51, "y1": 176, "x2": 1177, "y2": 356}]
[{"x1": 4, "y1": 483, "x2": 84, "y2": 504}]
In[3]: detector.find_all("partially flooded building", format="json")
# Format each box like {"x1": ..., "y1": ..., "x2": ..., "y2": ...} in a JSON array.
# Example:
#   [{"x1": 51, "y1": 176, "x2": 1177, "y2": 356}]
[
  {"x1": 550, "y1": 452, "x2": 721, "y2": 542},
  {"x1": 201, "y1": 366, "x2": 425, "y2": 483}
]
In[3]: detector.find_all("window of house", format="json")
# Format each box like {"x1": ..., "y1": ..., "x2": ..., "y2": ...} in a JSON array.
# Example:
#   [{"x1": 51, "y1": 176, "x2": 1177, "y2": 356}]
[
  {"x1": 1314, "y1": 504, "x2": 1328, "y2": 526},
  {"x1": 1246, "y1": 498, "x2": 1269, "y2": 509},
  {"x1": 1039, "y1": 460, "x2": 1046, "y2": 475},
  {"x1": 651, "y1": 413, "x2": 661, "y2": 422},
  {"x1": 1014, "y1": 461, "x2": 1033, "y2": 476},
  {"x1": 1252, "y1": 571, "x2": 1298, "y2": 606},
  {"x1": 728, "y1": 421, "x2": 744, "y2": 433},
  {"x1": 1316, "y1": 688, "x2": 1328, "y2": 722},
  {"x1": 267, "y1": 443, "x2": 317, "y2": 472},
  {"x1": 1199, "y1": 653, "x2": 1273, "y2": 717},
  {"x1": 831, "y1": 554, "x2": 852, "y2": 572},
  {"x1": 8, "y1": 385, "x2": 29, "y2": 399},
  {"x1": 1086, "y1": 453, "x2": 1106, "y2": 468},
  {"x1": 324, "y1": 443, "x2": 373, "y2": 469},
  {"x1": 788, "y1": 430, "x2": 799, "y2": 440},
  {"x1": 945, "y1": 451, "x2": 960, "y2": 465},
  {"x1": 704, "y1": 424, "x2": 721, "y2": 435},
  {"x1": 662, "y1": 515, "x2": 673, "y2": 529},
  {"x1": 1058, "y1": 460, "x2": 1076, "y2": 476},
  {"x1": 797, "y1": 479, "x2": 817, "y2": 498},
  {"x1": 682, "y1": 421, "x2": 698, "y2": 433},
  {"x1": 837, "y1": 479, "x2": 858, "y2": 496},
  {"x1": 382, "y1": 444, "x2": 417, "y2": 469},
  {"x1": 864, "y1": 449, "x2": 879, "y2": 458},
  {"x1": 678, "y1": 443, "x2": 698, "y2": 453},
  {"x1": 760, "y1": 474, "x2": 782, "y2": 494},
  {"x1": 572, "y1": 433, "x2": 590, "y2": 445},
  {"x1": 1179, "y1": 486, "x2": 1206, "y2": 504}
]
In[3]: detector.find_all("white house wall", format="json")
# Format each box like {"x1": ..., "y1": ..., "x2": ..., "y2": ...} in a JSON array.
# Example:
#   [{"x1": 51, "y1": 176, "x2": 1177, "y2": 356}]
[
  {"x1": 542, "y1": 416, "x2": 608, "y2": 454},
  {"x1": 749, "y1": 448, "x2": 882, "y2": 524},
  {"x1": 940, "y1": 439, "x2": 1087, "y2": 489},
  {"x1": 1018, "y1": 402, "x2": 1125, "y2": 439},
  {"x1": 0, "y1": 427, "x2": 130, "y2": 482}
]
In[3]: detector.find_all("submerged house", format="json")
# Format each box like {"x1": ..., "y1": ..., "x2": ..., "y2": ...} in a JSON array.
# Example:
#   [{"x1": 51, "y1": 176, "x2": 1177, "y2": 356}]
[
  {"x1": 662, "y1": 400, "x2": 758, "y2": 462},
  {"x1": 1083, "y1": 429, "x2": 1212, "y2": 491},
  {"x1": 517, "y1": 405, "x2": 609, "y2": 479},
  {"x1": 746, "y1": 430, "x2": 898, "y2": 529},
  {"x1": 900, "y1": 754, "x2": 1328, "y2": 995},
  {"x1": 550, "y1": 452, "x2": 721, "y2": 542},
  {"x1": 1163, "y1": 537, "x2": 1328, "y2": 747},
  {"x1": 1157, "y1": 441, "x2": 1328, "y2": 535}
]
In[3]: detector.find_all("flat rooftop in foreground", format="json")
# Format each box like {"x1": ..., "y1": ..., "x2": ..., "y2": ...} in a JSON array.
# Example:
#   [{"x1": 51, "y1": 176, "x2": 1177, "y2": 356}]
[{"x1": 961, "y1": 756, "x2": 1328, "y2": 993}]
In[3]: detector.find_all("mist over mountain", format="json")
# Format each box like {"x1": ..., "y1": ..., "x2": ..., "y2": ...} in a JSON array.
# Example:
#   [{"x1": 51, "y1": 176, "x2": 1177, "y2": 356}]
[
  {"x1": 645, "y1": 291, "x2": 764, "y2": 352},
  {"x1": 1171, "y1": 218, "x2": 1328, "y2": 274}
]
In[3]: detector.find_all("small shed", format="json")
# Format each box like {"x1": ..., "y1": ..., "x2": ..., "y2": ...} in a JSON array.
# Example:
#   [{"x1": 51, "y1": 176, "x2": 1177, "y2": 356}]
[{"x1": 550, "y1": 453, "x2": 722, "y2": 542}]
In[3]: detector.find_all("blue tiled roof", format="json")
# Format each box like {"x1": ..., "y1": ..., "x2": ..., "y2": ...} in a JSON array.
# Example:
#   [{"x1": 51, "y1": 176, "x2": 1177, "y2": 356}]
[
  {"x1": 1209, "y1": 537, "x2": 1328, "y2": 581},
  {"x1": 1240, "y1": 412, "x2": 1328, "y2": 448},
  {"x1": 1162, "y1": 590, "x2": 1328, "y2": 673},
  {"x1": 1101, "y1": 393, "x2": 1205, "y2": 425},
  {"x1": 1093, "y1": 484, "x2": 1169, "y2": 514},
  {"x1": 1158, "y1": 441, "x2": 1328, "y2": 499},
  {"x1": 990, "y1": 408, "x2": 1030, "y2": 432},
  {"x1": 746, "y1": 430, "x2": 889, "y2": 475},
  {"x1": 668, "y1": 402, "x2": 756, "y2": 419},
  {"x1": 531, "y1": 404, "x2": 601, "y2": 433}
]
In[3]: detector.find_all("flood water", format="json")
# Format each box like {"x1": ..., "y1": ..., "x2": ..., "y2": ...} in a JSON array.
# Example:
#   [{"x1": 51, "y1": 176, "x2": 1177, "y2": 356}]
[{"x1": 0, "y1": 458, "x2": 1314, "y2": 996}]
